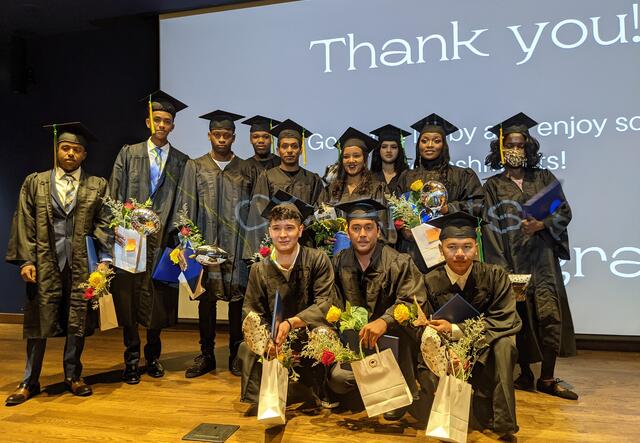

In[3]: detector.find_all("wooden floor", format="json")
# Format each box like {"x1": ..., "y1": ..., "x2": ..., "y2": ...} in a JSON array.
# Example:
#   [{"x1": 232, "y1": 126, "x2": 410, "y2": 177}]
[{"x1": 0, "y1": 324, "x2": 638, "y2": 443}]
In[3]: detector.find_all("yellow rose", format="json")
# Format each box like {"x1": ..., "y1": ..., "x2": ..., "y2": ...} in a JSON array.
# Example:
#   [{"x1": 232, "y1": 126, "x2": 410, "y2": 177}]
[
  {"x1": 326, "y1": 306, "x2": 342, "y2": 323},
  {"x1": 393, "y1": 304, "x2": 411, "y2": 324},
  {"x1": 169, "y1": 248, "x2": 181, "y2": 265},
  {"x1": 410, "y1": 180, "x2": 424, "y2": 192},
  {"x1": 88, "y1": 272, "x2": 106, "y2": 290}
]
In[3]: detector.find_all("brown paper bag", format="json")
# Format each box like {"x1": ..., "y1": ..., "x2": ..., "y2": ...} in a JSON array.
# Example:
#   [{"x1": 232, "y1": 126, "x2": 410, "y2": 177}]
[{"x1": 98, "y1": 293, "x2": 119, "y2": 331}]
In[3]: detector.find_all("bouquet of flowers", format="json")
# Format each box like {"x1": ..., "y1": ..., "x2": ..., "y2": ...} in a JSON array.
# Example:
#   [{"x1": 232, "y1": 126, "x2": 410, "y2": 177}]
[
  {"x1": 442, "y1": 315, "x2": 488, "y2": 382},
  {"x1": 385, "y1": 179, "x2": 426, "y2": 230},
  {"x1": 309, "y1": 204, "x2": 348, "y2": 256},
  {"x1": 301, "y1": 326, "x2": 359, "y2": 366},
  {"x1": 103, "y1": 196, "x2": 160, "y2": 273},
  {"x1": 78, "y1": 262, "x2": 115, "y2": 310},
  {"x1": 326, "y1": 302, "x2": 369, "y2": 333},
  {"x1": 393, "y1": 295, "x2": 429, "y2": 327},
  {"x1": 247, "y1": 233, "x2": 273, "y2": 265}
]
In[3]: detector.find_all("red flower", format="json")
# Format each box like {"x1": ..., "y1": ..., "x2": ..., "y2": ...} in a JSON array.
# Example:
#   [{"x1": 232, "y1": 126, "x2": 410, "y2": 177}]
[
  {"x1": 123, "y1": 201, "x2": 134, "y2": 211},
  {"x1": 180, "y1": 226, "x2": 191, "y2": 237},
  {"x1": 394, "y1": 219, "x2": 405, "y2": 230},
  {"x1": 259, "y1": 246, "x2": 271, "y2": 257},
  {"x1": 320, "y1": 350, "x2": 335, "y2": 366},
  {"x1": 83, "y1": 287, "x2": 95, "y2": 300}
]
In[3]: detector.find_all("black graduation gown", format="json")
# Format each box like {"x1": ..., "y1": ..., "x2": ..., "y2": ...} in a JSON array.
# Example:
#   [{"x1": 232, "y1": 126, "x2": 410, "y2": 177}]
[
  {"x1": 245, "y1": 153, "x2": 281, "y2": 171},
  {"x1": 331, "y1": 244, "x2": 427, "y2": 396},
  {"x1": 243, "y1": 166, "x2": 326, "y2": 259},
  {"x1": 239, "y1": 246, "x2": 337, "y2": 402},
  {"x1": 324, "y1": 176, "x2": 397, "y2": 245},
  {"x1": 483, "y1": 169, "x2": 576, "y2": 360},
  {"x1": 372, "y1": 170, "x2": 400, "y2": 193},
  {"x1": 174, "y1": 153, "x2": 257, "y2": 302},
  {"x1": 395, "y1": 165, "x2": 485, "y2": 272},
  {"x1": 108, "y1": 141, "x2": 189, "y2": 329},
  {"x1": 6, "y1": 170, "x2": 111, "y2": 338},
  {"x1": 421, "y1": 262, "x2": 521, "y2": 434}
]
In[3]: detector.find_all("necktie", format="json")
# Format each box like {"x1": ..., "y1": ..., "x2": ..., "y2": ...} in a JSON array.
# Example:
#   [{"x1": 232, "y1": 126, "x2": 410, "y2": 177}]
[
  {"x1": 150, "y1": 147, "x2": 163, "y2": 194},
  {"x1": 63, "y1": 174, "x2": 76, "y2": 211}
]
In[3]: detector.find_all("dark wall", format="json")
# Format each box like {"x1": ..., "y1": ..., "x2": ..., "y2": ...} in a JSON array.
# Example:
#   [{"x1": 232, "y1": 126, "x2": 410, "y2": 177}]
[{"x1": 0, "y1": 17, "x2": 159, "y2": 313}]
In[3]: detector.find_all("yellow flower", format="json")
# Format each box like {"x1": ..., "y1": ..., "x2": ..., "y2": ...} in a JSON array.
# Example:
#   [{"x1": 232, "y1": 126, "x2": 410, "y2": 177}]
[
  {"x1": 410, "y1": 180, "x2": 424, "y2": 192},
  {"x1": 169, "y1": 248, "x2": 181, "y2": 265},
  {"x1": 277, "y1": 354, "x2": 285, "y2": 363},
  {"x1": 88, "y1": 272, "x2": 106, "y2": 290},
  {"x1": 326, "y1": 306, "x2": 342, "y2": 323},
  {"x1": 393, "y1": 304, "x2": 411, "y2": 324}
]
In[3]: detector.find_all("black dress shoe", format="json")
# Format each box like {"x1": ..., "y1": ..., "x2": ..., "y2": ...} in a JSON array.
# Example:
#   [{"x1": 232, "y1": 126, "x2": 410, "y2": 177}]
[
  {"x1": 185, "y1": 354, "x2": 216, "y2": 378},
  {"x1": 6, "y1": 382, "x2": 40, "y2": 406},
  {"x1": 383, "y1": 405, "x2": 408, "y2": 421},
  {"x1": 536, "y1": 378, "x2": 579, "y2": 400},
  {"x1": 514, "y1": 369, "x2": 535, "y2": 391},
  {"x1": 229, "y1": 357, "x2": 241, "y2": 377},
  {"x1": 65, "y1": 378, "x2": 93, "y2": 397},
  {"x1": 122, "y1": 364, "x2": 140, "y2": 385},
  {"x1": 146, "y1": 359, "x2": 165, "y2": 378}
]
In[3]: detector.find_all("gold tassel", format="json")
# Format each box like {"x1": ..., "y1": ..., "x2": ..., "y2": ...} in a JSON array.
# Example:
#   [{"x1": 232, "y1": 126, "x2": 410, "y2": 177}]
[
  {"x1": 499, "y1": 126, "x2": 505, "y2": 166},
  {"x1": 302, "y1": 129, "x2": 307, "y2": 165},
  {"x1": 148, "y1": 95, "x2": 155, "y2": 135},
  {"x1": 53, "y1": 124, "x2": 58, "y2": 170}
]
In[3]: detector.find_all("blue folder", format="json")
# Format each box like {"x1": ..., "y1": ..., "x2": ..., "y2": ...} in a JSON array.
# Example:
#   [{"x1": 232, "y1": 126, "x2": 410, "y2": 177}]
[
  {"x1": 271, "y1": 290, "x2": 283, "y2": 339},
  {"x1": 152, "y1": 247, "x2": 202, "y2": 284},
  {"x1": 523, "y1": 179, "x2": 564, "y2": 220},
  {"x1": 433, "y1": 294, "x2": 480, "y2": 324},
  {"x1": 85, "y1": 236, "x2": 98, "y2": 272}
]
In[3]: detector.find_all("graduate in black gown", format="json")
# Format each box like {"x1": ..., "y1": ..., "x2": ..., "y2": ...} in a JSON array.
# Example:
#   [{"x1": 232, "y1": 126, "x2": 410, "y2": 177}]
[
  {"x1": 109, "y1": 91, "x2": 190, "y2": 384},
  {"x1": 324, "y1": 127, "x2": 396, "y2": 245},
  {"x1": 396, "y1": 114, "x2": 484, "y2": 272},
  {"x1": 243, "y1": 119, "x2": 326, "y2": 257},
  {"x1": 482, "y1": 113, "x2": 577, "y2": 400},
  {"x1": 327, "y1": 198, "x2": 426, "y2": 421},
  {"x1": 369, "y1": 124, "x2": 410, "y2": 192},
  {"x1": 239, "y1": 194, "x2": 336, "y2": 405},
  {"x1": 417, "y1": 212, "x2": 521, "y2": 438},
  {"x1": 6, "y1": 123, "x2": 110, "y2": 404},
  {"x1": 174, "y1": 109, "x2": 258, "y2": 378},
  {"x1": 241, "y1": 115, "x2": 282, "y2": 171}
]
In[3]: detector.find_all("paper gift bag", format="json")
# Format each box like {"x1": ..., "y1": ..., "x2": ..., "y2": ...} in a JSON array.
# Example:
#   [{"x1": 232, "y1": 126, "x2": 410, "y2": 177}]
[
  {"x1": 178, "y1": 269, "x2": 206, "y2": 300},
  {"x1": 113, "y1": 227, "x2": 146, "y2": 273},
  {"x1": 350, "y1": 347, "x2": 413, "y2": 417},
  {"x1": 257, "y1": 358, "x2": 288, "y2": 425},
  {"x1": 98, "y1": 293, "x2": 119, "y2": 331},
  {"x1": 425, "y1": 374, "x2": 472, "y2": 443},
  {"x1": 411, "y1": 223, "x2": 444, "y2": 268}
]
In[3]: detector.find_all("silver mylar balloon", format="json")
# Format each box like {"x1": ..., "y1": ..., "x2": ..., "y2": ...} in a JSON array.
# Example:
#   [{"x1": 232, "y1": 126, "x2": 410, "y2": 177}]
[
  {"x1": 309, "y1": 326, "x2": 339, "y2": 341},
  {"x1": 421, "y1": 180, "x2": 448, "y2": 218},
  {"x1": 130, "y1": 208, "x2": 161, "y2": 235}
]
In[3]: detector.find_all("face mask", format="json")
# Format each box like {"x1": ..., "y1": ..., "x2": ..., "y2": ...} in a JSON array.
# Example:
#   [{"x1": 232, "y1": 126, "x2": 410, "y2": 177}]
[{"x1": 504, "y1": 149, "x2": 526, "y2": 168}]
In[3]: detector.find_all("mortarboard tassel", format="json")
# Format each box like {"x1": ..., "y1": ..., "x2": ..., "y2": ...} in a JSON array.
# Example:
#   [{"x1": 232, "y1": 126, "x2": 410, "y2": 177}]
[
  {"x1": 499, "y1": 125, "x2": 505, "y2": 167},
  {"x1": 302, "y1": 129, "x2": 307, "y2": 166},
  {"x1": 270, "y1": 119, "x2": 275, "y2": 155},
  {"x1": 53, "y1": 124, "x2": 58, "y2": 170},
  {"x1": 476, "y1": 218, "x2": 485, "y2": 263},
  {"x1": 148, "y1": 95, "x2": 155, "y2": 135}
]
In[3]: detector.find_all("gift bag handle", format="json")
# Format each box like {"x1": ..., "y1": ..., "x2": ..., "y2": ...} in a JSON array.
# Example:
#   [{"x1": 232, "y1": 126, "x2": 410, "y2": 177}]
[{"x1": 358, "y1": 338, "x2": 383, "y2": 373}]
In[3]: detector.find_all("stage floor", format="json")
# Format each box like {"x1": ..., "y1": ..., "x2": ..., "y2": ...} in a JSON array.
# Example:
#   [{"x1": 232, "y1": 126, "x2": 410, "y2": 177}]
[{"x1": 0, "y1": 324, "x2": 638, "y2": 442}]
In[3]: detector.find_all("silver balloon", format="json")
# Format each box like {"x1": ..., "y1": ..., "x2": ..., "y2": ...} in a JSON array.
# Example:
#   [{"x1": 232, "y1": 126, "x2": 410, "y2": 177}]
[
  {"x1": 130, "y1": 208, "x2": 161, "y2": 235},
  {"x1": 420, "y1": 180, "x2": 448, "y2": 218}
]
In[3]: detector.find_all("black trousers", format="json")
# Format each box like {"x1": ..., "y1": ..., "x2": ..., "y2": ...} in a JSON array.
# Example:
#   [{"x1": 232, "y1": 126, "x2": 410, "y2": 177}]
[
  {"x1": 123, "y1": 326, "x2": 161, "y2": 366},
  {"x1": 198, "y1": 298, "x2": 243, "y2": 361}
]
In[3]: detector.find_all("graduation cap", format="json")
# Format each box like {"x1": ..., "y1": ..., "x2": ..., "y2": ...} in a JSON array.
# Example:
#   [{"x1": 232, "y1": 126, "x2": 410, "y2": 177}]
[
  {"x1": 428, "y1": 211, "x2": 487, "y2": 248},
  {"x1": 488, "y1": 112, "x2": 538, "y2": 166},
  {"x1": 43, "y1": 122, "x2": 96, "y2": 169},
  {"x1": 261, "y1": 189, "x2": 315, "y2": 221},
  {"x1": 140, "y1": 90, "x2": 187, "y2": 135},
  {"x1": 410, "y1": 113, "x2": 459, "y2": 137},
  {"x1": 270, "y1": 119, "x2": 313, "y2": 165},
  {"x1": 334, "y1": 198, "x2": 387, "y2": 221},
  {"x1": 370, "y1": 124, "x2": 411, "y2": 143},
  {"x1": 242, "y1": 115, "x2": 282, "y2": 133},
  {"x1": 199, "y1": 109, "x2": 245, "y2": 131},
  {"x1": 333, "y1": 127, "x2": 378, "y2": 156}
]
